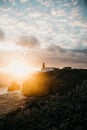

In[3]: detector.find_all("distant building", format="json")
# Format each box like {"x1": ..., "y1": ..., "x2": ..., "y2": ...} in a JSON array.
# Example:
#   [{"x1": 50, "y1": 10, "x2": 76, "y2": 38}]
[
  {"x1": 63, "y1": 67, "x2": 72, "y2": 70},
  {"x1": 42, "y1": 62, "x2": 45, "y2": 69},
  {"x1": 41, "y1": 63, "x2": 54, "y2": 72}
]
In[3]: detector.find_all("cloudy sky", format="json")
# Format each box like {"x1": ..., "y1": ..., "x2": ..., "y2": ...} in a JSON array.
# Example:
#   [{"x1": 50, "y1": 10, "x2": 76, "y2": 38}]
[{"x1": 0, "y1": 0, "x2": 87, "y2": 69}]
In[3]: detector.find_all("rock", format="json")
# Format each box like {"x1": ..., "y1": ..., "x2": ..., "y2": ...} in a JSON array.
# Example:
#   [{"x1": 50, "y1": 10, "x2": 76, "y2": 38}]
[
  {"x1": 81, "y1": 80, "x2": 87, "y2": 88},
  {"x1": 0, "y1": 69, "x2": 87, "y2": 130},
  {"x1": 22, "y1": 75, "x2": 50, "y2": 96},
  {"x1": 8, "y1": 81, "x2": 20, "y2": 91}
]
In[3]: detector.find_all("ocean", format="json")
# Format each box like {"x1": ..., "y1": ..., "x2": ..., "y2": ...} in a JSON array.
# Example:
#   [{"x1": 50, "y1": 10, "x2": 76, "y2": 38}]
[{"x1": 0, "y1": 87, "x2": 7, "y2": 95}]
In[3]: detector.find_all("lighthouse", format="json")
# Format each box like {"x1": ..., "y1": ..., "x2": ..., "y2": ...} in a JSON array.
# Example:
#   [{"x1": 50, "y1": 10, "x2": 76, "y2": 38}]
[
  {"x1": 42, "y1": 62, "x2": 45, "y2": 69},
  {"x1": 41, "y1": 63, "x2": 54, "y2": 72}
]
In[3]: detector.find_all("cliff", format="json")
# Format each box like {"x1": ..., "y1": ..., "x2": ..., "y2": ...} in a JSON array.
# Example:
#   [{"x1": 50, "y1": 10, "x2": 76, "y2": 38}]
[{"x1": 0, "y1": 69, "x2": 87, "y2": 130}]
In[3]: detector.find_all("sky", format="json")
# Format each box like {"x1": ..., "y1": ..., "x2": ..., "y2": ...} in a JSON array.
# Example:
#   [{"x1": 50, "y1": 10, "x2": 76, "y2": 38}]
[{"x1": 0, "y1": 0, "x2": 87, "y2": 69}]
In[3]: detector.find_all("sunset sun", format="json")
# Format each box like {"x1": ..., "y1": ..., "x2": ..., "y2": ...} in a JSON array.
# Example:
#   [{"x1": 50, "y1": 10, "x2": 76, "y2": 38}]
[{"x1": 9, "y1": 60, "x2": 34, "y2": 79}]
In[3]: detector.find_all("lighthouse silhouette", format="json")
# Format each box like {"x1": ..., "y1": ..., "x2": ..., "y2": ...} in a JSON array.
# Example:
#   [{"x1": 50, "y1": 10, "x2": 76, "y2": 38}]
[
  {"x1": 42, "y1": 62, "x2": 45, "y2": 69},
  {"x1": 41, "y1": 62, "x2": 54, "y2": 72}
]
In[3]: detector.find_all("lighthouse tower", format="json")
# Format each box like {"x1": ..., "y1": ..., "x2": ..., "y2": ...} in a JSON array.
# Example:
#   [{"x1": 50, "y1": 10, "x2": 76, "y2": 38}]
[
  {"x1": 41, "y1": 62, "x2": 54, "y2": 72},
  {"x1": 42, "y1": 62, "x2": 45, "y2": 69}
]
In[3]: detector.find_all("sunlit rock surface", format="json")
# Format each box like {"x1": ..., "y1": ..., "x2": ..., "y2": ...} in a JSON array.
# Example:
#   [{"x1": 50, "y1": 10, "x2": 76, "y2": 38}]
[
  {"x1": 8, "y1": 81, "x2": 20, "y2": 91},
  {"x1": 22, "y1": 73, "x2": 51, "y2": 96}
]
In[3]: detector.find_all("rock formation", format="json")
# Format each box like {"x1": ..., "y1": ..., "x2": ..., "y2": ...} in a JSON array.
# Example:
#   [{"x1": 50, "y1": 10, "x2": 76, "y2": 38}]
[{"x1": 8, "y1": 81, "x2": 20, "y2": 91}]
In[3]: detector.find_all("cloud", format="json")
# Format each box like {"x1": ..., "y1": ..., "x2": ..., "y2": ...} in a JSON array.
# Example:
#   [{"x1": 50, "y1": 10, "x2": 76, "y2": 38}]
[
  {"x1": 0, "y1": 28, "x2": 5, "y2": 41},
  {"x1": 0, "y1": 0, "x2": 87, "y2": 68},
  {"x1": 26, "y1": 46, "x2": 87, "y2": 69},
  {"x1": 20, "y1": 0, "x2": 28, "y2": 3},
  {"x1": 71, "y1": 48, "x2": 87, "y2": 54},
  {"x1": 47, "y1": 44, "x2": 66, "y2": 53},
  {"x1": 17, "y1": 35, "x2": 40, "y2": 48}
]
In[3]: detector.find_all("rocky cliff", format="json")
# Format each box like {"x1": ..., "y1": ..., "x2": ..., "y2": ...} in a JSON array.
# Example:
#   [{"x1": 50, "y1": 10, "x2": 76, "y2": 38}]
[{"x1": 0, "y1": 69, "x2": 87, "y2": 130}]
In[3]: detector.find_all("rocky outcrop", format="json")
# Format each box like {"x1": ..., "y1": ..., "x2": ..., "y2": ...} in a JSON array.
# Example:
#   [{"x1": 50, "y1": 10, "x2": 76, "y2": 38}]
[
  {"x1": 0, "y1": 79, "x2": 87, "y2": 130},
  {"x1": 8, "y1": 81, "x2": 20, "y2": 91},
  {"x1": 22, "y1": 69, "x2": 87, "y2": 96},
  {"x1": 22, "y1": 73, "x2": 51, "y2": 96}
]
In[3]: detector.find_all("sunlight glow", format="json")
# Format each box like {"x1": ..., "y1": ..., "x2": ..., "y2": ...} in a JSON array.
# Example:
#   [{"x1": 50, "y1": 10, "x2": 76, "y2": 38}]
[{"x1": 9, "y1": 60, "x2": 34, "y2": 79}]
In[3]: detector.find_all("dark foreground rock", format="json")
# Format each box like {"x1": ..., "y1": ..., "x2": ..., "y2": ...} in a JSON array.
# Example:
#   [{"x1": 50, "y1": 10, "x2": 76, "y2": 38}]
[{"x1": 0, "y1": 79, "x2": 87, "y2": 130}]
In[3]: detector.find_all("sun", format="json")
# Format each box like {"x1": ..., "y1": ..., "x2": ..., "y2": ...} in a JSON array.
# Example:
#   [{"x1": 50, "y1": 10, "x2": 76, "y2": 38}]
[{"x1": 9, "y1": 60, "x2": 34, "y2": 79}]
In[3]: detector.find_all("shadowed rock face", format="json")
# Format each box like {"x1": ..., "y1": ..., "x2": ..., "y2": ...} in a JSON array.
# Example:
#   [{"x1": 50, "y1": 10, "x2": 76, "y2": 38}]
[
  {"x1": 0, "y1": 79, "x2": 87, "y2": 130},
  {"x1": 0, "y1": 69, "x2": 87, "y2": 130}
]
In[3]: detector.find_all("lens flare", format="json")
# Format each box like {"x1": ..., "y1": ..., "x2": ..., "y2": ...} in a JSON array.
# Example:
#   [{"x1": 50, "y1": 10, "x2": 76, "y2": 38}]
[{"x1": 9, "y1": 60, "x2": 34, "y2": 79}]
